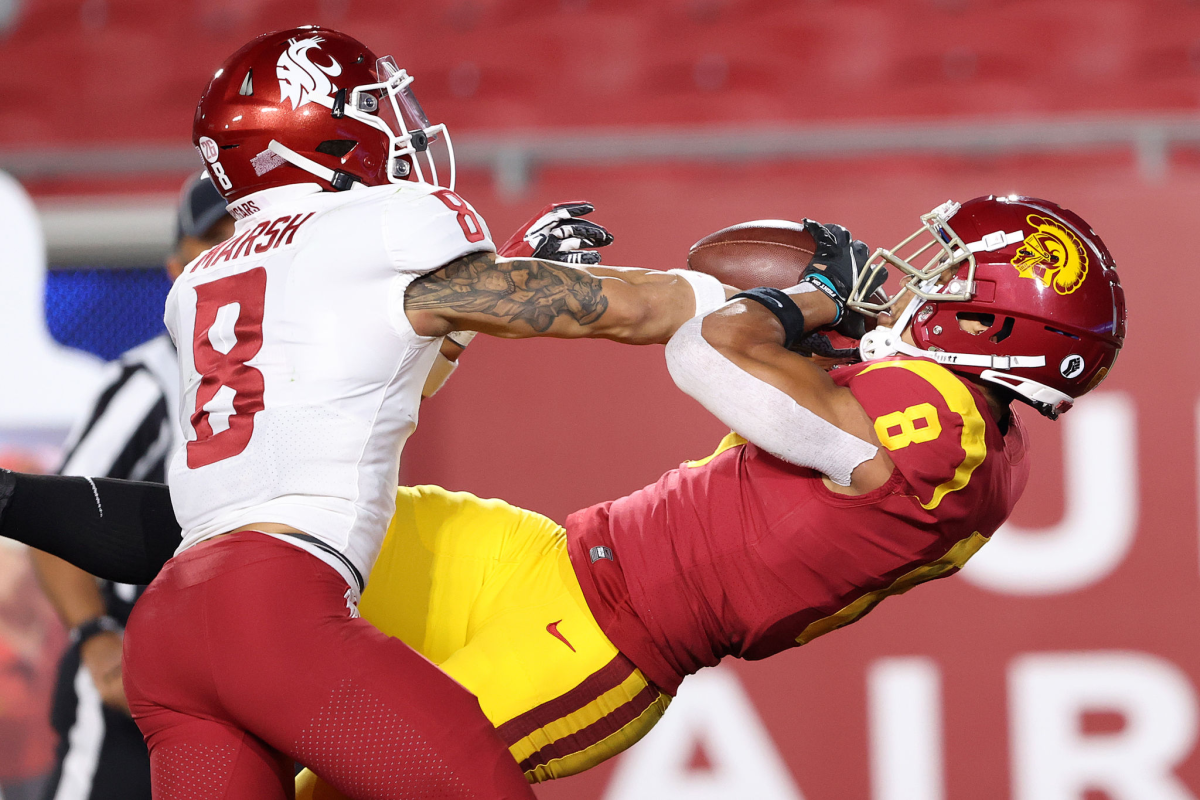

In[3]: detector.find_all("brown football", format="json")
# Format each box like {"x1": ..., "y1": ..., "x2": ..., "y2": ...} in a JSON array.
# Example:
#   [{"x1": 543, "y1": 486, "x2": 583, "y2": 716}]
[{"x1": 687, "y1": 219, "x2": 816, "y2": 290}]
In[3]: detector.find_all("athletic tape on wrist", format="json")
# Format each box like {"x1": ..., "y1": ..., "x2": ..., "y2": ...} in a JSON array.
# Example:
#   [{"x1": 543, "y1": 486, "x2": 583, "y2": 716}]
[
  {"x1": 422, "y1": 353, "x2": 459, "y2": 398},
  {"x1": 668, "y1": 269, "x2": 727, "y2": 318},
  {"x1": 731, "y1": 287, "x2": 806, "y2": 350},
  {"x1": 445, "y1": 330, "x2": 477, "y2": 349},
  {"x1": 799, "y1": 274, "x2": 844, "y2": 324},
  {"x1": 665, "y1": 317, "x2": 877, "y2": 486}
]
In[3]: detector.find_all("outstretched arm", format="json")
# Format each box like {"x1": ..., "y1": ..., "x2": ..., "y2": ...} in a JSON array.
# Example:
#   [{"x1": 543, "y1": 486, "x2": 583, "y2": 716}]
[
  {"x1": 666, "y1": 220, "x2": 896, "y2": 493},
  {"x1": 405, "y1": 251, "x2": 733, "y2": 344},
  {"x1": 668, "y1": 290, "x2": 893, "y2": 493},
  {"x1": 0, "y1": 472, "x2": 180, "y2": 585}
]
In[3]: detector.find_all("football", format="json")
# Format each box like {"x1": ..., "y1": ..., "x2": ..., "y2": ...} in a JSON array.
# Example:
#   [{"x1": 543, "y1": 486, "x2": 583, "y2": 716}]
[{"x1": 686, "y1": 219, "x2": 817, "y2": 290}]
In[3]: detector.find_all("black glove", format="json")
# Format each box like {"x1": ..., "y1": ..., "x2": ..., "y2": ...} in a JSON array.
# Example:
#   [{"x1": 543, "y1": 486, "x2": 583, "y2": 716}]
[
  {"x1": 799, "y1": 219, "x2": 886, "y2": 340},
  {"x1": 791, "y1": 331, "x2": 861, "y2": 362},
  {"x1": 498, "y1": 202, "x2": 615, "y2": 265}
]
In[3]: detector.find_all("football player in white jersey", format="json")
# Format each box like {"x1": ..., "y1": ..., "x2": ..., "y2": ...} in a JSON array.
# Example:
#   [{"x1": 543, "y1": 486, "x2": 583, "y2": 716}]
[{"x1": 119, "y1": 27, "x2": 734, "y2": 800}]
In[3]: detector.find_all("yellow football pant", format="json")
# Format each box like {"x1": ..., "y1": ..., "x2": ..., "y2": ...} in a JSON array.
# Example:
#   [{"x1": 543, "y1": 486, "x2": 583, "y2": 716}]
[{"x1": 296, "y1": 486, "x2": 670, "y2": 798}]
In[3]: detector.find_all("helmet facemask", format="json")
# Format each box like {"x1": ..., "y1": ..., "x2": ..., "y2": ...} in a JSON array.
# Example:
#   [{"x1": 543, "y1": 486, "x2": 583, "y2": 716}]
[
  {"x1": 356, "y1": 57, "x2": 455, "y2": 190},
  {"x1": 847, "y1": 200, "x2": 979, "y2": 318}
]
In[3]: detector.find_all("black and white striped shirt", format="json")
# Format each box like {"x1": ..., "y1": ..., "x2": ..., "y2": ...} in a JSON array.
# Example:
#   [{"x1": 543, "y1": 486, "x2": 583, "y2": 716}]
[
  {"x1": 60, "y1": 334, "x2": 180, "y2": 485},
  {"x1": 57, "y1": 333, "x2": 180, "y2": 621},
  {"x1": 44, "y1": 334, "x2": 179, "y2": 800}
]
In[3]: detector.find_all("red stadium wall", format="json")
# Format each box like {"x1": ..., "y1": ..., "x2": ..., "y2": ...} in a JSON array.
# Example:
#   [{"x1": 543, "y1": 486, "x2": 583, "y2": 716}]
[
  {"x1": 396, "y1": 152, "x2": 1199, "y2": 799},
  {"x1": 4, "y1": 0, "x2": 1200, "y2": 200}
]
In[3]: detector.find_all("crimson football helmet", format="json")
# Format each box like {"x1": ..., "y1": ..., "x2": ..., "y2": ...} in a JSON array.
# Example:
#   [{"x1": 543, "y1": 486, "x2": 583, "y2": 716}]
[
  {"x1": 193, "y1": 27, "x2": 453, "y2": 201},
  {"x1": 853, "y1": 196, "x2": 1126, "y2": 418}
]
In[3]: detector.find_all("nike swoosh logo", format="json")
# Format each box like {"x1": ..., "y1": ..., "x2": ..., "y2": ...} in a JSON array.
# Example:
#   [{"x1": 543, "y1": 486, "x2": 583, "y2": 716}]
[{"x1": 546, "y1": 620, "x2": 576, "y2": 653}]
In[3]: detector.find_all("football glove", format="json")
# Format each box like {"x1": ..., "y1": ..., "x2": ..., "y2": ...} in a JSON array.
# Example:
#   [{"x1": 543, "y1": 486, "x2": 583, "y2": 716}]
[
  {"x1": 799, "y1": 219, "x2": 886, "y2": 340},
  {"x1": 498, "y1": 201, "x2": 614, "y2": 265},
  {"x1": 791, "y1": 330, "x2": 860, "y2": 362}
]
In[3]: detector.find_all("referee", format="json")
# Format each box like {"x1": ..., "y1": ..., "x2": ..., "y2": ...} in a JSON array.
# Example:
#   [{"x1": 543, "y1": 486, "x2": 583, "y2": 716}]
[{"x1": 30, "y1": 174, "x2": 233, "y2": 800}]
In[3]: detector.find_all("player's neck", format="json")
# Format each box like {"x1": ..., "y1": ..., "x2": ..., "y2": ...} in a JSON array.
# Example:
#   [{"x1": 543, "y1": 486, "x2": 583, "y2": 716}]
[
  {"x1": 896, "y1": 325, "x2": 1012, "y2": 432},
  {"x1": 966, "y1": 376, "x2": 1012, "y2": 433}
]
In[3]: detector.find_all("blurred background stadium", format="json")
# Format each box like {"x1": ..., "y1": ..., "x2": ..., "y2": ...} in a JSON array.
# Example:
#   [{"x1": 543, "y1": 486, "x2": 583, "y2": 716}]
[{"x1": 0, "y1": 0, "x2": 1195, "y2": 797}]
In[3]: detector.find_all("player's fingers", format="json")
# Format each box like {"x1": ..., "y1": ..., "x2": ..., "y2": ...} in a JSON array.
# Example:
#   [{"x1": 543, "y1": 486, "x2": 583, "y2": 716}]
[
  {"x1": 560, "y1": 250, "x2": 602, "y2": 265},
  {"x1": 526, "y1": 209, "x2": 570, "y2": 236},
  {"x1": 526, "y1": 205, "x2": 598, "y2": 241},
  {"x1": 549, "y1": 201, "x2": 594, "y2": 217},
  {"x1": 525, "y1": 232, "x2": 551, "y2": 254},
  {"x1": 865, "y1": 264, "x2": 889, "y2": 297},
  {"x1": 825, "y1": 224, "x2": 852, "y2": 247},
  {"x1": 802, "y1": 218, "x2": 836, "y2": 253},
  {"x1": 851, "y1": 240, "x2": 871, "y2": 269},
  {"x1": 550, "y1": 221, "x2": 614, "y2": 247},
  {"x1": 554, "y1": 237, "x2": 585, "y2": 253}
]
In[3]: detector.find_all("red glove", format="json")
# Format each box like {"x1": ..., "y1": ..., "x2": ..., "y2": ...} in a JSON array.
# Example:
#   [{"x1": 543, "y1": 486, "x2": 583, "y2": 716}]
[{"x1": 498, "y1": 201, "x2": 614, "y2": 265}]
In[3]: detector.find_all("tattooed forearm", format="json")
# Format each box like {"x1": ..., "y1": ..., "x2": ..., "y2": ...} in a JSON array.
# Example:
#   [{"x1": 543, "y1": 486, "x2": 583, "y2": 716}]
[{"x1": 405, "y1": 251, "x2": 609, "y2": 333}]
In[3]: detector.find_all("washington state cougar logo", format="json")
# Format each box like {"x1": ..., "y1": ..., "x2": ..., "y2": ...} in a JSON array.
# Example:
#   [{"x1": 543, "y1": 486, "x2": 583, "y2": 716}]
[
  {"x1": 1010, "y1": 214, "x2": 1089, "y2": 296},
  {"x1": 277, "y1": 36, "x2": 343, "y2": 111}
]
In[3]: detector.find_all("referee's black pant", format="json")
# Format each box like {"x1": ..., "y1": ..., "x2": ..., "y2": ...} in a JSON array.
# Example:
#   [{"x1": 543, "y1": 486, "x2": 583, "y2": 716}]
[{"x1": 40, "y1": 643, "x2": 150, "y2": 800}]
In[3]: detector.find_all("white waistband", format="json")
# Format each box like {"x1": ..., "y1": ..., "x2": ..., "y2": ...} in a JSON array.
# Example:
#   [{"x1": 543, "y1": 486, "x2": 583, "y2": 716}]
[{"x1": 261, "y1": 533, "x2": 363, "y2": 604}]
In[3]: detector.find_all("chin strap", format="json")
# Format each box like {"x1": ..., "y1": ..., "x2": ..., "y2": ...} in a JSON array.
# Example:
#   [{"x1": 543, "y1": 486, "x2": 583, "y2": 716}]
[
  {"x1": 858, "y1": 293, "x2": 1071, "y2": 417},
  {"x1": 857, "y1": 291, "x2": 925, "y2": 362},
  {"x1": 863, "y1": 331, "x2": 1047, "y2": 370},
  {"x1": 268, "y1": 141, "x2": 364, "y2": 191},
  {"x1": 859, "y1": 290, "x2": 1046, "y2": 370}
]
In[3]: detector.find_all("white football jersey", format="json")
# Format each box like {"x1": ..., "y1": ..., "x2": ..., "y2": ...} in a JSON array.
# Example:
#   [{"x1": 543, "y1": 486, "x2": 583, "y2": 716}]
[{"x1": 164, "y1": 181, "x2": 493, "y2": 594}]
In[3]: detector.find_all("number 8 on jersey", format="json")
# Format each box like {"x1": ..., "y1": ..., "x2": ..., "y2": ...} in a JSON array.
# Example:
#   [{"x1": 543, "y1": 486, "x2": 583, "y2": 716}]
[{"x1": 187, "y1": 268, "x2": 267, "y2": 469}]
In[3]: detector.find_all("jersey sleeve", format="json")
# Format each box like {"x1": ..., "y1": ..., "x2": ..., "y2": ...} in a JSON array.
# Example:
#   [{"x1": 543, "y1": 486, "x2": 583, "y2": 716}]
[
  {"x1": 844, "y1": 359, "x2": 990, "y2": 511},
  {"x1": 381, "y1": 186, "x2": 495, "y2": 277}
]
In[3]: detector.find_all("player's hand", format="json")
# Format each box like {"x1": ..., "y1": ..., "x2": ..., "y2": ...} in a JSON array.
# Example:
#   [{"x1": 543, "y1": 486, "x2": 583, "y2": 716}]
[
  {"x1": 791, "y1": 330, "x2": 862, "y2": 370},
  {"x1": 799, "y1": 219, "x2": 886, "y2": 340},
  {"x1": 498, "y1": 201, "x2": 614, "y2": 265},
  {"x1": 81, "y1": 631, "x2": 130, "y2": 716}
]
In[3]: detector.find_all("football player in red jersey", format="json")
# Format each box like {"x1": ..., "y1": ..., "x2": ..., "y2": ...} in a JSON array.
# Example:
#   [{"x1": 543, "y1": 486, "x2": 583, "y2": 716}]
[{"x1": 0, "y1": 197, "x2": 1124, "y2": 794}]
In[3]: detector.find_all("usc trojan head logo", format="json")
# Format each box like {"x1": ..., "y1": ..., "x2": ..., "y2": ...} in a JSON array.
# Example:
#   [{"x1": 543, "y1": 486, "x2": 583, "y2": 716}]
[
  {"x1": 277, "y1": 36, "x2": 343, "y2": 111},
  {"x1": 1010, "y1": 215, "x2": 1089, "y2": 295}
]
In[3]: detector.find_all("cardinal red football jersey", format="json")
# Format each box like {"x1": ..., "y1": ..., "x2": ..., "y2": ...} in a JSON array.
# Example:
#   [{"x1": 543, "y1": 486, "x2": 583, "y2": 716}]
[{"x1": 566, "y1": 356, "x2": 1030, "y2": 695}]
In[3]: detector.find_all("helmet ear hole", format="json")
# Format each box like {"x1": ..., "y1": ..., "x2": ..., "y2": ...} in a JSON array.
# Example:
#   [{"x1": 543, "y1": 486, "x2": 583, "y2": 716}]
[
  {"x1": 315, "y1": 140, "x2": 358, "y2": 159},
  {"x1": 956, "y1": 312, "x2": 994, "y2": 336},
  {"x1": 990, "y1": 316, "x2": 1015, "y2": 344}
]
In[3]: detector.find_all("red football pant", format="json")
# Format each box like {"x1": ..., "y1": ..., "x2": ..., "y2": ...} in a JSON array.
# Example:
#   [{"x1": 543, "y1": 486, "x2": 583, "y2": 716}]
[{"x1": 123, "y1": 532, "x2": 535, "y2": 800}]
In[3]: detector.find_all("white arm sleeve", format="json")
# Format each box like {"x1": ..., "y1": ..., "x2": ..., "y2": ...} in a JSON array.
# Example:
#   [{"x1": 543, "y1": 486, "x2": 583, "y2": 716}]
[
  {"x1": 665, "y1": 315, "x2": 877, "y2": 486},
  {"x1": 667, "y1": 269, "x2": 727, "y2": 318}
]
